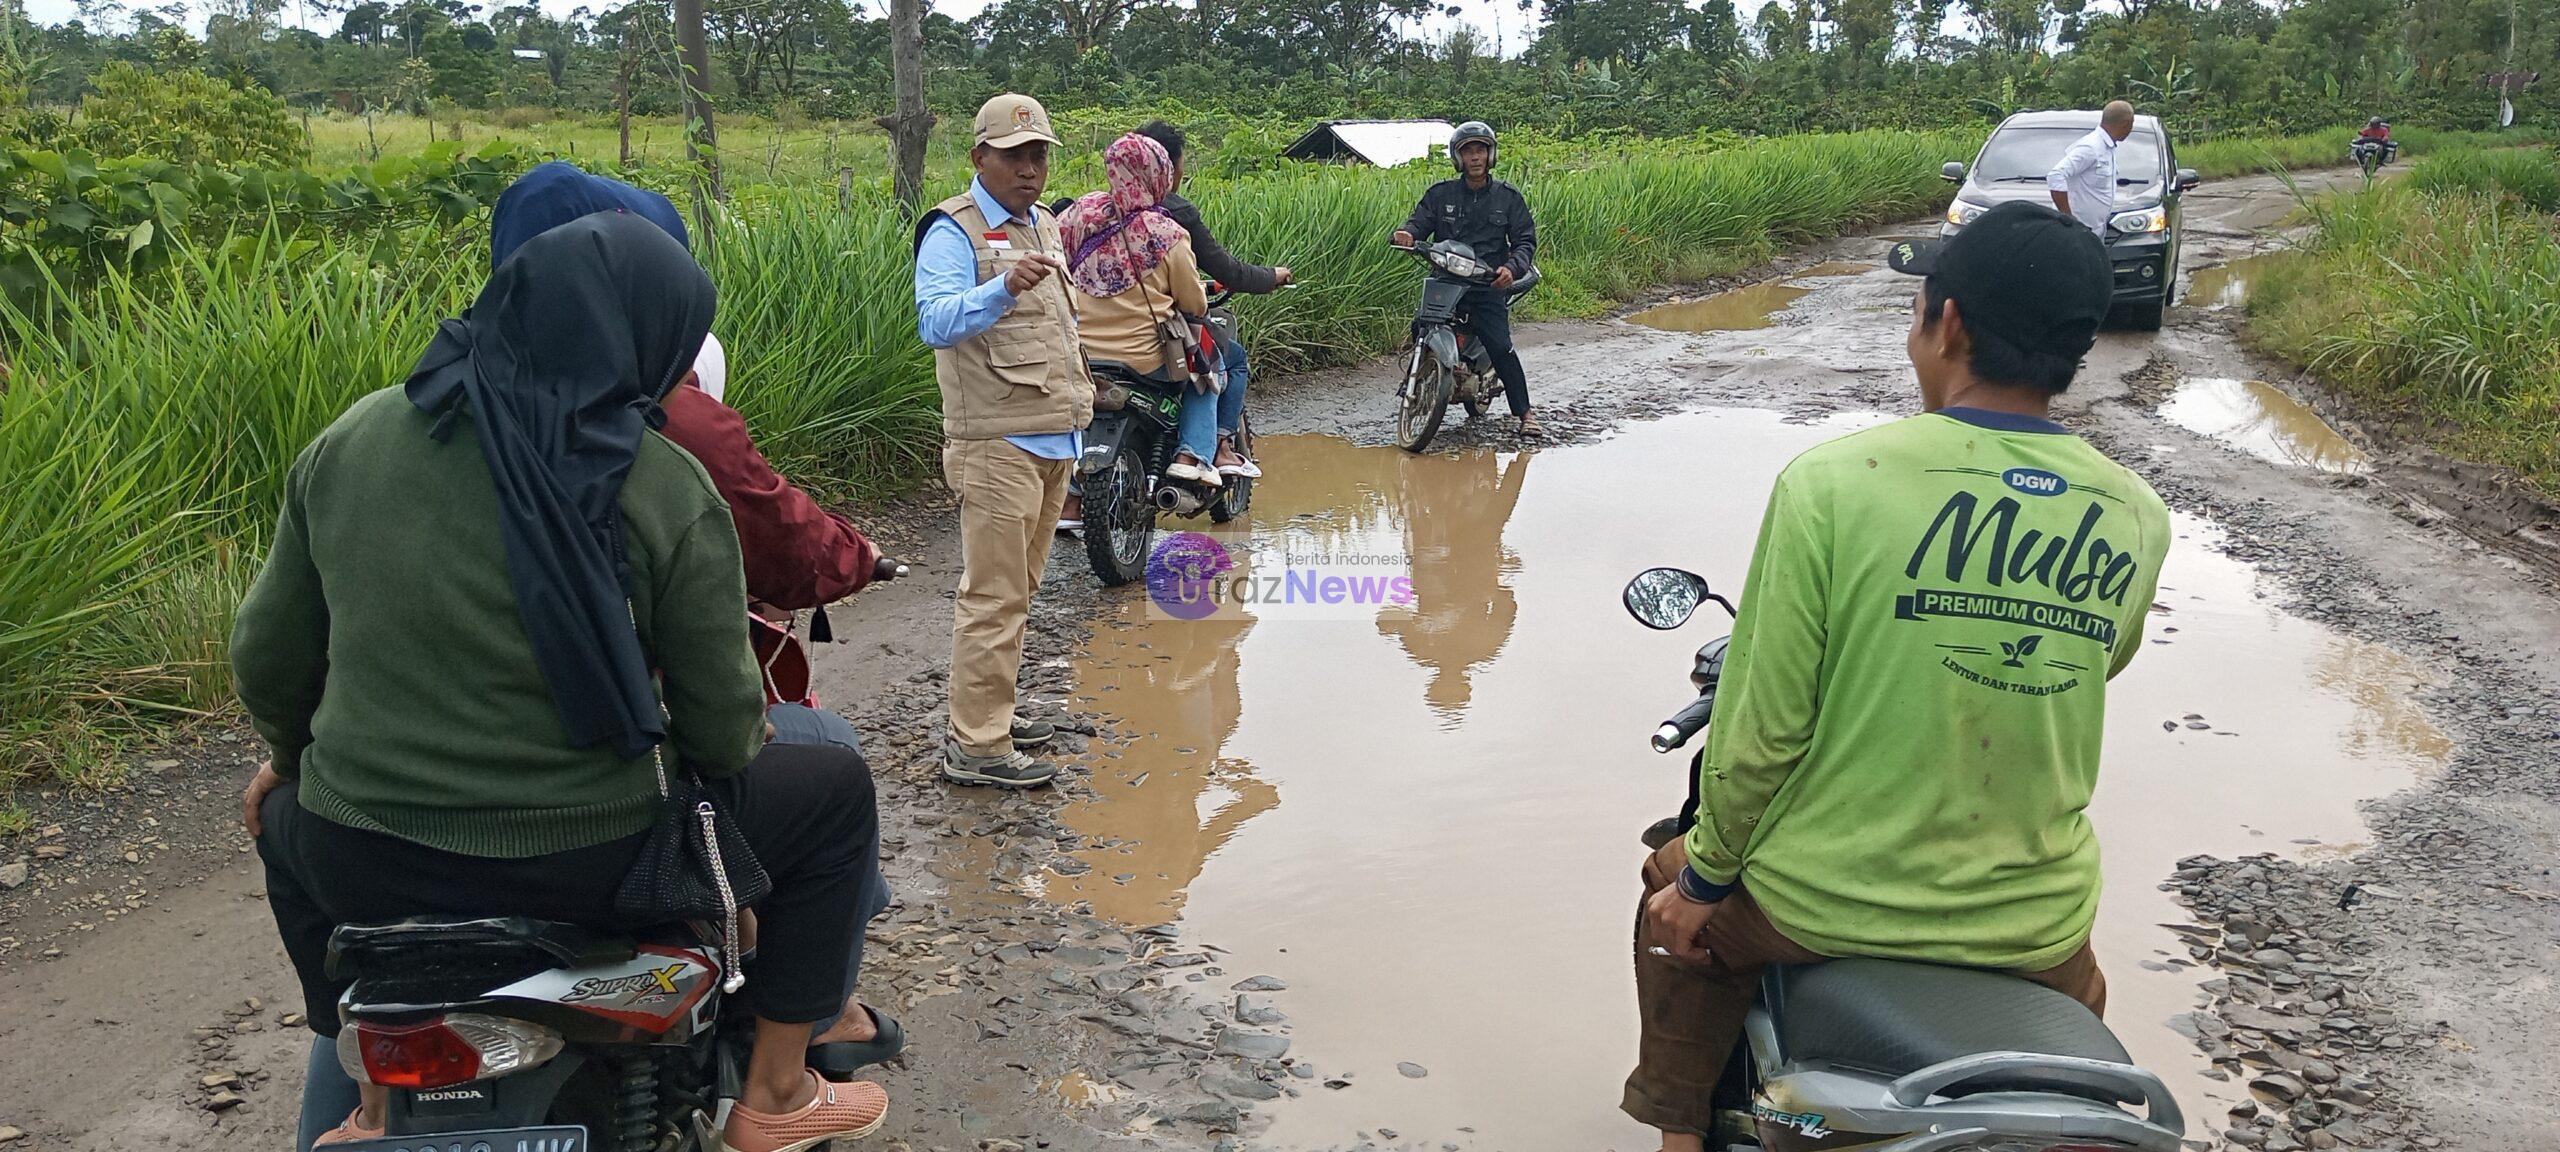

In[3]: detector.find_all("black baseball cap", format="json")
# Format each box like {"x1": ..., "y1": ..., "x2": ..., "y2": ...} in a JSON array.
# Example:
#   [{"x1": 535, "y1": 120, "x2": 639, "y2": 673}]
[{"x1": 1886, "y1": 202, "x2": 2112, "y2": 361}]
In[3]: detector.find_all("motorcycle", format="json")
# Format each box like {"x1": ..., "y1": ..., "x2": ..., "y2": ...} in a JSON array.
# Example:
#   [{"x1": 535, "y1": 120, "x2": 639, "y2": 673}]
[
  {"x1": 2350, "y1": 138, "x2": 2396, "y2": 178},
  {"x1": 323, "y1": 558, "x2": 908, "y2": 1152},
  {"x1": 1621, "y1": 567, "x2": 2189, "y2": 1152},
  {"x1": 1077, "y1": 284, "x2": 1256, "y2": 587},
  {"x1": 1391, "y1": 239, "x2": 1539, "y2": 453}
]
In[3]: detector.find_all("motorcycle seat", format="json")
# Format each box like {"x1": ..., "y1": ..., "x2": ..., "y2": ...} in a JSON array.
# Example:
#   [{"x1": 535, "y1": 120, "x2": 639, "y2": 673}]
[
  {"x1": 329, "y1": 916, "x2": 645, "y2": 981},
  {"x1": 1770, "y1": 958, "x2": 2136, "y2": 1102},
  {"x1": 1086, "y1": 359, "x2": 1188, "y2": 390}
]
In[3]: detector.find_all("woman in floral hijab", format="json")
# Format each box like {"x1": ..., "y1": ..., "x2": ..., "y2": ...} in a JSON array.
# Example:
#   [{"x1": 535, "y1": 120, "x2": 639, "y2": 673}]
[{"x1": 1060, "y1": 133, "x2": 1220, "y2": 484}]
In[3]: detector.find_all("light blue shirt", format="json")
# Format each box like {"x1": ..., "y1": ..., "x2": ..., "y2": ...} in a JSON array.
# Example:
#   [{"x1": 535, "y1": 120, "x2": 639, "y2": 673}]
[{"x1": 915, "y1": 178, "x2": 1080, "y2": 460}]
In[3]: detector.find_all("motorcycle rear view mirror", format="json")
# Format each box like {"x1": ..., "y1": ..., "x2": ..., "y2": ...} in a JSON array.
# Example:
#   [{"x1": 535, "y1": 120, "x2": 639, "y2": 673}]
[{"x1": 1624, "y1": 567, "x2": 1714, "y2": 630}]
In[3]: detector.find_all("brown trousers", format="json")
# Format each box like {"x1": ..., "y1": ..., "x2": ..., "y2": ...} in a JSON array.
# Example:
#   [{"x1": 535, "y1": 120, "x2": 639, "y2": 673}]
[
  {"x1": 944, "y1": 437, "x2": 1073, "y2": 757},
  {"x1": 1622, "y1": 839, "x2": 2108, "y2": 1136}
]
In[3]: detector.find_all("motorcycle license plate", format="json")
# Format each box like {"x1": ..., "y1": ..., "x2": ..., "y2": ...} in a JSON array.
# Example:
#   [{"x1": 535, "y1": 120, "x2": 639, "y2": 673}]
[{"x1": 328, "y1": 1125, "x2": 588, "y2": 1152}]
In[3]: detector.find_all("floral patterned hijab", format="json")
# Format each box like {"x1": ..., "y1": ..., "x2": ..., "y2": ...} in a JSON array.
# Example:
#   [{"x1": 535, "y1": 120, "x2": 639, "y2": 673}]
[{"x1": 1060, "y1": 133, "x2": 1188, "y2": 298}]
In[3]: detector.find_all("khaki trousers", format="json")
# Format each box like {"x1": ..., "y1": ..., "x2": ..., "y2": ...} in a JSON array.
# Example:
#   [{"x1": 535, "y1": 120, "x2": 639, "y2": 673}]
[
  {"x1": 943, "y1": 438, "x2": 1072, "y2": 757},
  {"x1": 1622, "y1": 838, "x2": 2108, "y2": 1136}
]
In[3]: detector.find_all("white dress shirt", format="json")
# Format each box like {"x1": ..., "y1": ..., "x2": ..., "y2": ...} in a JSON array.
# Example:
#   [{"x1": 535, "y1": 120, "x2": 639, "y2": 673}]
[{"x1": 2045, "y1": 127, "x2": 2119, "y2": 237}]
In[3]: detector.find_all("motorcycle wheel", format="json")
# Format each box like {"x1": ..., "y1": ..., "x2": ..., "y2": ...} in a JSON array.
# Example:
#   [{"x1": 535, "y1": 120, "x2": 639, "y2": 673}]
[
  {"x1": 1210, "y1": 411, "x2": 1253, "y2": 525},
  {"x1": 1082, "y1": 452, "x2": 1156, "y2": 587},
  {"x1": 1397, "y1": 342, "x2": 1454, "y2": 454}
]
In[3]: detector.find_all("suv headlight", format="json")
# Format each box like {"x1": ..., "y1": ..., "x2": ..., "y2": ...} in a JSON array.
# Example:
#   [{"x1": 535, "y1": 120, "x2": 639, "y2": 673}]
[
  {"x1": 1945, "y1": 200, "x2": 1989, "y2": 228},
  {"x1": 2109, "y1": 206, "x2": 2168, "y2": 235}
]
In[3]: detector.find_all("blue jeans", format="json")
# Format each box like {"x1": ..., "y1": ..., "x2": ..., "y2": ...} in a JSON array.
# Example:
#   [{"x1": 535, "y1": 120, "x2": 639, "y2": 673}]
[
  {"x1": 1177, "y1": 334, "x2": 1251, "y2": 461},
  {"x1": 294, "y1": 703, "x2": 890, "y2": 1149}
]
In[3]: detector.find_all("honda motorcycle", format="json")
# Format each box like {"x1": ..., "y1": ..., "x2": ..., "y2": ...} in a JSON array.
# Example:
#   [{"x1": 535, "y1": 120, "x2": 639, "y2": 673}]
[
  {"x1": 1623, "y1": 567, "x2": 2188, "y2": 1152},
  {"x1": 1390, "y1": 239, "x2": 1538, "y2": 453},
  {"x1": 324, "y1": 560, "x2": 909, "y2": 1152}
]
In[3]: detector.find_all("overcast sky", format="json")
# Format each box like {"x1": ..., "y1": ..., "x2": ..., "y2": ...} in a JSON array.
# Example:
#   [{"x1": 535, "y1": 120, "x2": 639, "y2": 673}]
[{"x1": 23, "y1": 0, "x2": 1548, "y2": 51}]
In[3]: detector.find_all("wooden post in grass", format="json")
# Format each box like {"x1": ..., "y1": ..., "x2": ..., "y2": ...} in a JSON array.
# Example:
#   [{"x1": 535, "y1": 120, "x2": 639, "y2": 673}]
[
  {"x1": 877, "y1": 0, "x2": 935, "y2": 214},
  {"x1": 674, "y1": 0, "x2": 725, "y2": 219}
]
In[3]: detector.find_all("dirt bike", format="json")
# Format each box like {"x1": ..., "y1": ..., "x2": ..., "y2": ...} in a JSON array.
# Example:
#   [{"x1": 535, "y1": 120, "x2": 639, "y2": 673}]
[
  {"x1": 1077, "y1": 284, "x2": 1257, "y2": 586},
  {"x1": 1391, "y1": 239, "x2": 1539, "y2": 453},
  {"x1": 324, "y1": 558, "x2": 907, "y2": 1152},
  {"x1": 1621, "y1": 567, "x2": 2188, "y2": 1152}
]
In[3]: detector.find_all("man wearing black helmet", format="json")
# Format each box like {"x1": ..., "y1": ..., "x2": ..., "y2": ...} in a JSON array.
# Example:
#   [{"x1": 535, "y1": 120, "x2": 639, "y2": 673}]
[{"x1": 1392, "y1": 120, "x2": 1543, "y2": 436}]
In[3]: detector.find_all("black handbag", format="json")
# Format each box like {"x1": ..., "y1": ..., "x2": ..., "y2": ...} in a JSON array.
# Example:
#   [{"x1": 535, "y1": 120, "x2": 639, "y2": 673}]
[{"x1": 614, "y1": 738, "x2": 772, "y2": 993}]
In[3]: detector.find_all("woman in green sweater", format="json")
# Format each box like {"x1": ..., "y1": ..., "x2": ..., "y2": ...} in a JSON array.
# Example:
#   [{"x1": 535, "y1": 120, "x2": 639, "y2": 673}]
[{"x1": 234, "y1": 212, "x2": 888, "y2": 1151}]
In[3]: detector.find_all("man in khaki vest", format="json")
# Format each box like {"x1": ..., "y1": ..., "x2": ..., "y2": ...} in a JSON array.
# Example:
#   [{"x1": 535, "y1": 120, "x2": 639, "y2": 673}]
[{"x1": 913, "y1": 93, "x2": 1094, "y2": 788}]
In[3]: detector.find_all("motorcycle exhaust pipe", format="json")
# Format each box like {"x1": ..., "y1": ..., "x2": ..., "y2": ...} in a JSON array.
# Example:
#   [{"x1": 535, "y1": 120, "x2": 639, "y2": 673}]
[{"x1": 1153, "y1": 486, "x2": 1204, "y2": 515}]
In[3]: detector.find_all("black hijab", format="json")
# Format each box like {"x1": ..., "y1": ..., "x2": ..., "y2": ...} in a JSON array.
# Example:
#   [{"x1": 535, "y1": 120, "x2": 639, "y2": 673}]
[{"x1": 405, "y1": 211, "x2": 715, "y2": 761}]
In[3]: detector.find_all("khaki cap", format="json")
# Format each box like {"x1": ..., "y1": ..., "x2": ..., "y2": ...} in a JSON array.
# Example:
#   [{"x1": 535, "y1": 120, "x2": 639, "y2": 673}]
[{"x1": 974, "y1": 93, "x2": 1060, "y2": 149}]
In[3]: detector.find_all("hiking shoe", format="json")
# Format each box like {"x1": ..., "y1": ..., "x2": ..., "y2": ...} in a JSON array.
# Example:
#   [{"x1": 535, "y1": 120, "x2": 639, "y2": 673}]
[
  {"x1": 1011, "y1": 718, "x2": 1056, "y2": 749},
  {"x1": 943, "y1": 739, "x2": 1058, "y2": 788}
]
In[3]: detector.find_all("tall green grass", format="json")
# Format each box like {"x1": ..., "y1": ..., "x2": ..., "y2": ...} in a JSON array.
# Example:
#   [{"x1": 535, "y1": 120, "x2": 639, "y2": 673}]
[
  {"x1": 2180, "y1": 125, "x2": 2545, "y2": 179},
  {"x1": 2245, "y1": 149, "x2": 2560, "y2": 497},
  {"x1": 0, "y1": 125, "x2": 1979, "y2": 787}
]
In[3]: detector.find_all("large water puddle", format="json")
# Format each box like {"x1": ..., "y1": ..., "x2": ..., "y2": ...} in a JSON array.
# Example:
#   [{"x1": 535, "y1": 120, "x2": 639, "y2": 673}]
[
  {"x1": 2160, "y1": 377, "x2": 2370, "y2": 474},
  {"x1": 984, "y1": 409, "x2": 2445, "y2": 1148},
  {"x1": 2184, "y1": 251, "x2": 2298, "y2": 311},
  {"x1": 1627, "y1": 262, "x2": 1873, "y2": 332}
]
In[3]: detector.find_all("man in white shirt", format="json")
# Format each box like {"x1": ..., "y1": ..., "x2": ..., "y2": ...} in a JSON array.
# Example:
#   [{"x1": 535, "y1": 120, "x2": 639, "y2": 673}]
[{"x1": 2048, "y1": 100, "x2": 2136, "y2": 237}]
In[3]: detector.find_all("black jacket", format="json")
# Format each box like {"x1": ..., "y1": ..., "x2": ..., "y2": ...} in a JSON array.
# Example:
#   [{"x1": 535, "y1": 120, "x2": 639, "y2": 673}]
[
  {"x1": 1399, "y1": 176, "x2": 1537, "y2": 280},
  {"x1": 1161, "y1": 191, "x2": 1281, "y2": 296}
]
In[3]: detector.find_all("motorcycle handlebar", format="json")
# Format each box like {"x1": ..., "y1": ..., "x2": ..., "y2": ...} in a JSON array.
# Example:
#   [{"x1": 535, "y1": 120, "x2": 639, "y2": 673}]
[{"x1": 1652, "y1": 692, "x2": 1717, "y2": 753}]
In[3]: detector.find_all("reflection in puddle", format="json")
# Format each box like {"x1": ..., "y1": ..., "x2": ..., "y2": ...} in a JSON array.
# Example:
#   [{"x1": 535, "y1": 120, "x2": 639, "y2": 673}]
[
  {"x1": 1627, "y1": 262, "x2": 1866, "y2": 333},
  {"x1": 2160, "y1": 377, "x2": 2370, "y2": 473},
  {"x1": 2185, "y1": 251, "x2": 2296, "y2": 310},
  {"x1": 990, "y1": 410, "x2": 2445, "y2": 1148}
]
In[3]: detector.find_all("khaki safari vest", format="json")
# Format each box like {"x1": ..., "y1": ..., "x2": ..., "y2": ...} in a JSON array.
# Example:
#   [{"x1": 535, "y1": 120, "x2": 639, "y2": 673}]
[{"x1": 916, "y1": 193, "x2": 1094, "y2": 440}]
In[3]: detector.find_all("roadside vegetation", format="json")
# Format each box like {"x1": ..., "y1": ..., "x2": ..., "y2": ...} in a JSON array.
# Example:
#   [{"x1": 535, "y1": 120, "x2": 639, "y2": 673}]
[
  {"x1": 2245, "y1": 147, "x2": 2560, "y2": 500},
  {"x1": 4, "y1": 0, "x2": 2557, "y2": 801}
]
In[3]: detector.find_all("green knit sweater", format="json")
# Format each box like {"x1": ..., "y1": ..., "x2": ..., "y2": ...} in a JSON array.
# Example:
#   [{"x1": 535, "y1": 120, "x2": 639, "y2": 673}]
[{"x1": 232, "y1": 388, "x2": 764, "y2": 859}]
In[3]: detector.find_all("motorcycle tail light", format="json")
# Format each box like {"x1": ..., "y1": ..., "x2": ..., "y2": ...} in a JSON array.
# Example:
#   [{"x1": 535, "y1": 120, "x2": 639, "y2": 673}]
[{"x1": 340, "y1": 1013, "x2": 564, "y2": 1088}]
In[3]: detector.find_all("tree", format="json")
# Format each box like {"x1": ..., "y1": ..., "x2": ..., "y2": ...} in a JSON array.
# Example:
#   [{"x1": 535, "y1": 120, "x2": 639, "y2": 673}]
[{"x1": 879, "y1": 0, "x2": 930, "y2": 210}]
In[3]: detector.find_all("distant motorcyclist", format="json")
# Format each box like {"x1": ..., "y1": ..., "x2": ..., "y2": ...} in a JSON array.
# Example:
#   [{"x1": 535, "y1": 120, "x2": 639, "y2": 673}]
[
  {"x1": 1136, "y1": 118, "x2": 1284, "y2": 479},
  {"x1": 2355, "y1": 118, "x2": 2397, "y2": 165},
  {"x1": 1391, "y1": 121, "x2": 1543, "y2": 437}
]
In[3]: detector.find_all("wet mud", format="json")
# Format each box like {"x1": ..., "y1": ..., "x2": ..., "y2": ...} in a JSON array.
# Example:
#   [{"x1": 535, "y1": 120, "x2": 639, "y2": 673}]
[{"x1": 5, "y1": 166, "x2": 2555, "y2": 1152}]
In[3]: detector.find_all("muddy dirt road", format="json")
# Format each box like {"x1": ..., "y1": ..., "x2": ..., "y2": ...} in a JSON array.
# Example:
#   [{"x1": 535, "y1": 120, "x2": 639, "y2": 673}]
[{"x1": 3, "y1": 166, "x2": 2556, "y2": 1152}]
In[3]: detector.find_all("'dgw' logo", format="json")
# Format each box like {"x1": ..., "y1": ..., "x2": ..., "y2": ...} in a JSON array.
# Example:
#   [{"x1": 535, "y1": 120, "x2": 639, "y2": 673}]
[{"x1": 561, "y1": 963, "x2": 688, "y2": 1005}]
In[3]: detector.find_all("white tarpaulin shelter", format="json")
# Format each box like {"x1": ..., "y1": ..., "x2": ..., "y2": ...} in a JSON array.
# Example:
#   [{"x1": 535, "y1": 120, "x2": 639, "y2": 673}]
[{"x1": 1282, "y1": 120, "x2": 1454, "y2": 168}]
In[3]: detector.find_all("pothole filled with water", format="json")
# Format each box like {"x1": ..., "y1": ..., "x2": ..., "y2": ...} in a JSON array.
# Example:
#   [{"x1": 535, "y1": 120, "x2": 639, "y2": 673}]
[
  {"x1": 2160, "y1": 377, "x2": 2370, "y2": 474},
  {"x1": 1628, "y1": 262, "x2": 1874, "y2": 332},
  {"x1": 979, "y1": 408, "x2": 2443, "y2": 1148},
  {"x1": 2184, "y1": 251, "x2": 2298, "y2": 311}
]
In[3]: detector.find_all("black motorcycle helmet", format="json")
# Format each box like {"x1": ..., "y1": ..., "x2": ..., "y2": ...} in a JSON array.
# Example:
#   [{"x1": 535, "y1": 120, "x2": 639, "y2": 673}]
[{"x1": 1449, "y1": 120, "x2": 1498, "y2": 174}]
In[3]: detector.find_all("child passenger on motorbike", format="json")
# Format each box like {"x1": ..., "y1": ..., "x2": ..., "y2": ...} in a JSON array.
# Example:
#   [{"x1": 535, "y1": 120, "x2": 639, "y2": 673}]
[
  {"x1": 235, "y1": 213, "x2": 890, "y2": 1151},
  {"x1": 1059, "y1": 133, "x2": 1220, "y2": 485}
]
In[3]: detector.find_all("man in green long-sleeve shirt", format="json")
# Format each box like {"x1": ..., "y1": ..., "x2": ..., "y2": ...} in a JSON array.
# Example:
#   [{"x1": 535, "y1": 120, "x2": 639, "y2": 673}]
[{"x1": 1622, "y1": 203, "x2": 2172, "y2": 1146}]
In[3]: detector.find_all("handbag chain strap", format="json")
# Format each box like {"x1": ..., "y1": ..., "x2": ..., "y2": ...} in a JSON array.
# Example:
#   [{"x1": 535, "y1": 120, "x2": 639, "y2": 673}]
[{"x1": 631, "y1": 600, "x2": 747, "y2": 994}]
